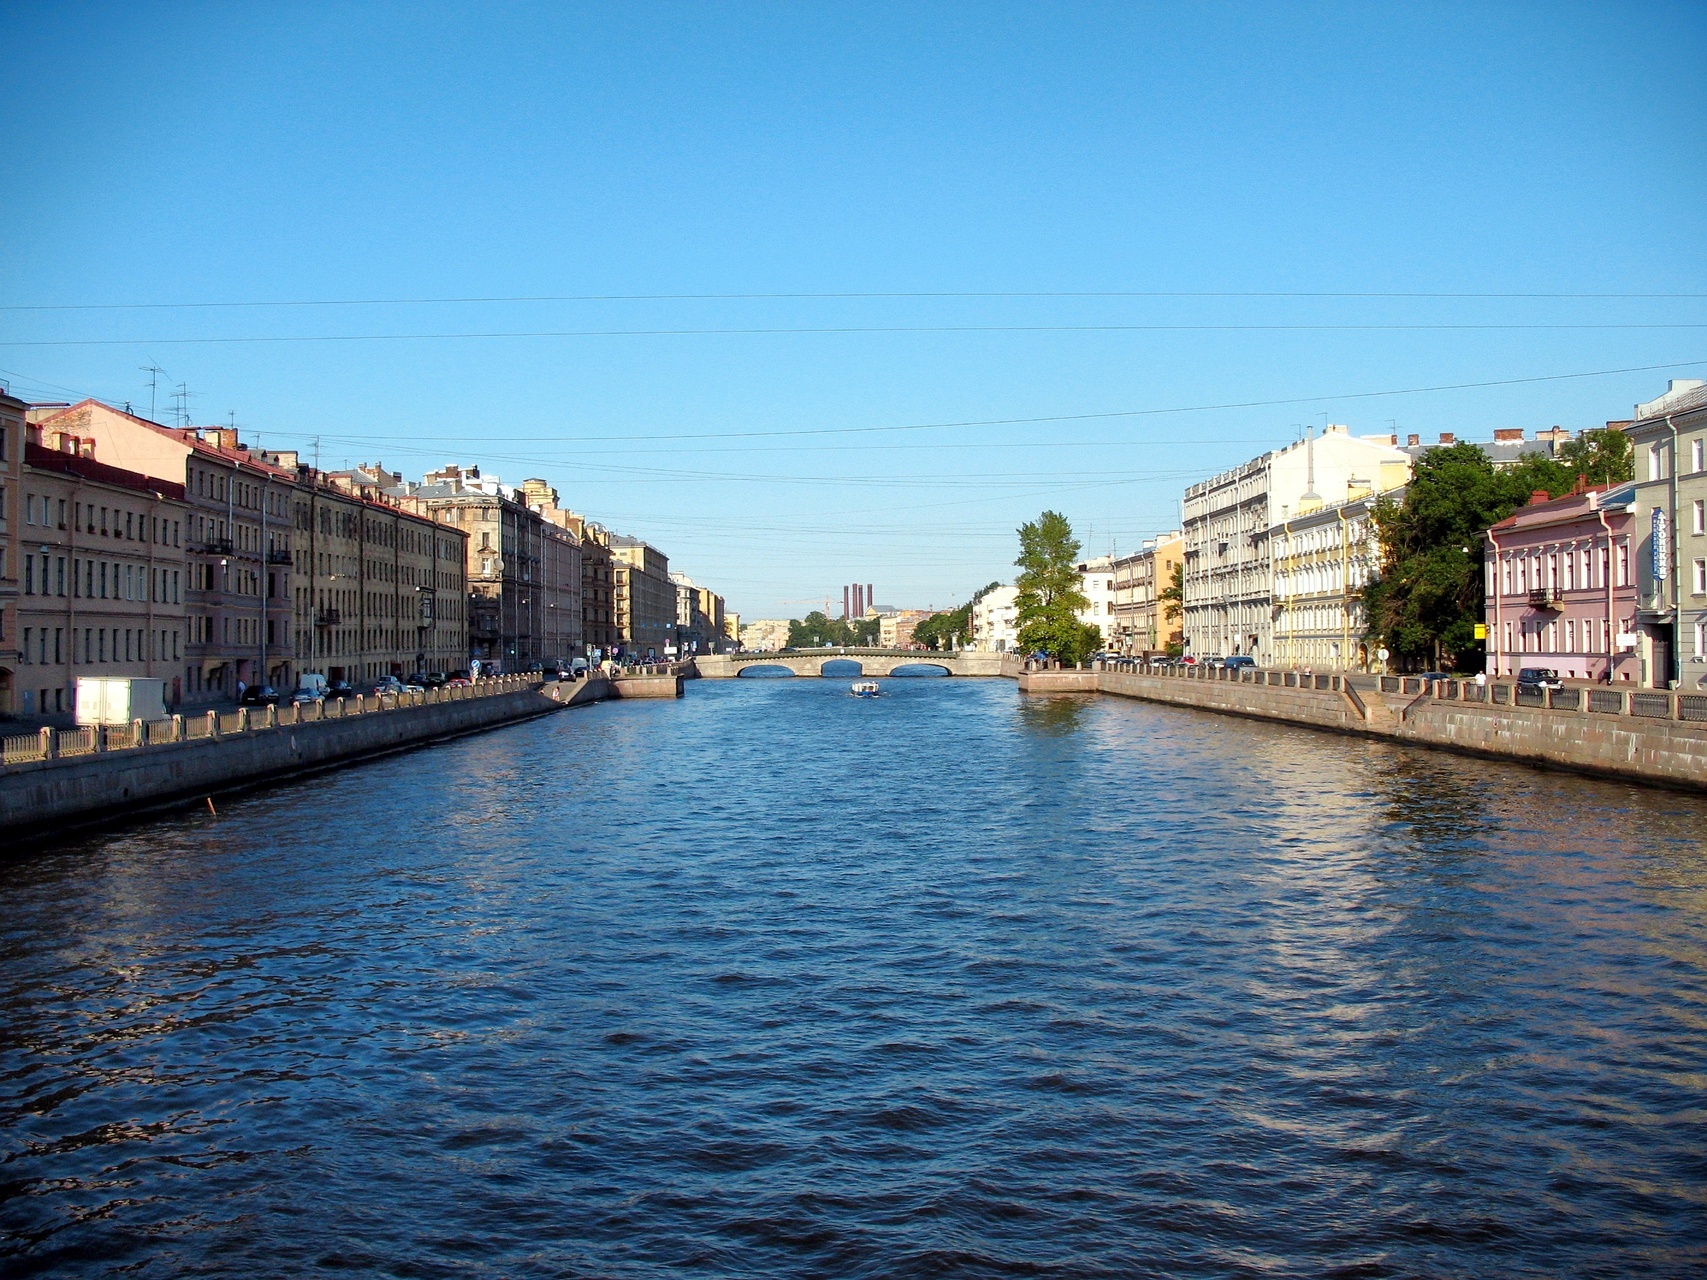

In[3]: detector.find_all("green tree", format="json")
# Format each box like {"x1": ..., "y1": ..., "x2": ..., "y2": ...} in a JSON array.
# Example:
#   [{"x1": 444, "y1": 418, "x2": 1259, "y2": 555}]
[
  {"x1": 1013, "y1": 511, "x2": 1102, "y2": 664},
  {"x1": 1159, "y1": 560, "x2": 1184, "y2": 656},
  {"x1": 910, "y1": 582, "x2": 1002, "y2": 651},
  {"x1": 1558, "y1": 426, "x2": 1634, "y2": 486},
  {"x1": 787, "y1": 611, "x2": 878, "y2": 648},
  {"x1": 1365, "y1": 444, "x2": 1574, "y2": 670}
]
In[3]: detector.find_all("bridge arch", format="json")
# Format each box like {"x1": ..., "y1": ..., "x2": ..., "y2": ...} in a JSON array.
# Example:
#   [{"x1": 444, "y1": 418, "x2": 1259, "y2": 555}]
[
  {"x1": 820, "y1": 658, "x2": 863, "y2": 678},
  {"x1": 888, "y1": 663, "x2": 951, "y2": 677},
  {"x1": 736, "y1": 664, "x2": 799, "y2": 678}
]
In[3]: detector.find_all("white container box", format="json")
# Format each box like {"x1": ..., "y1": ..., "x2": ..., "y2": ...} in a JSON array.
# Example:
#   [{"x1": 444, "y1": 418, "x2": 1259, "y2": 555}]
[{"x1": 75, "y1": 677, "x2": 168, "y2": 726}]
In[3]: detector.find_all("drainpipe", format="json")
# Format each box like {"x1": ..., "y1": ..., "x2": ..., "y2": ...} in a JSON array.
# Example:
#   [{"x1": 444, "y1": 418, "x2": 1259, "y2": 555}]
[
  {"x1": 1336, "y1": 502, "x2": 1351, "y2": 671},
  {"x1": 1596, "y1": 499, "x2": 1618, "y2": 683}
]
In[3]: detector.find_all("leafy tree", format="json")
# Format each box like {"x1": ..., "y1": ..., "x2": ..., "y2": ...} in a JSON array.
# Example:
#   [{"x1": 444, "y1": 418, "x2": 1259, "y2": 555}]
[
  {"x1": 1365, "y1": 444, "x2": 1574, "y2": 670},
  {"x1": 1014, "y1": 511, "x2": 1102, "y2": 664},
  {"x1": 1159, "y1": 560, "x2": 1184, "y2": 656},
  {"x1": 787, "y1": 612, "x2": 879, "y2": 648},
  {"x1": 911, "y1": 582, "x2": 1003, "y2": 651},
  {"x1": 1558, "y1": 426, "x2": 1633, "y2": 486}
]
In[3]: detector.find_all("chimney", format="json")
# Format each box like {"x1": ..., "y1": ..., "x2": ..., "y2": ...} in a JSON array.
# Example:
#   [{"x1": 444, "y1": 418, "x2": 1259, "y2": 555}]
[
  {"x1": 1406, "y1": 433, "x2": 1420, "y2": 446},
  {"x1": 1493, "y1": 428, "x2": 1524, "y2": 442},
  {"x1": 1528, "y1": 489, "x2": 1551, "y2": 506},
  {"x1": 1439, "y1": 432, "x2": 1455, "y2": 444}
]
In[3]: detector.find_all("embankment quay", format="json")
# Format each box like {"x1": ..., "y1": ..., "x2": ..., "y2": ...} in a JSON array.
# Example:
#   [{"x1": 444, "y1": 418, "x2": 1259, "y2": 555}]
[
  {"x1": 0, "y1": 670, "x2": 688, "y2": 843},
  {"x1": 1020, "y1": 662, "x2": 1707, "y2": 792},
  {"x1": 695, "y1": 647, "x2": 1007, "y2": 677}
]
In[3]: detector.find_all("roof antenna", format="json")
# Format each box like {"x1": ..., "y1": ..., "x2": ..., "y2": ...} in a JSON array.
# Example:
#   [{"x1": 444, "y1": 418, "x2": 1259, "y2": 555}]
[{"x1": 140, "y1": 363, "x2": 167, "y2": 421}]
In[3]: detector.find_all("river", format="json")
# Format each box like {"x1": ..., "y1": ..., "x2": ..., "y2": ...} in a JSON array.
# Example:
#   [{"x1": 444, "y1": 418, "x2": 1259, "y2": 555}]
[{"x1": 2, "y1": 678, "x2": 1704, "y2": 1277}]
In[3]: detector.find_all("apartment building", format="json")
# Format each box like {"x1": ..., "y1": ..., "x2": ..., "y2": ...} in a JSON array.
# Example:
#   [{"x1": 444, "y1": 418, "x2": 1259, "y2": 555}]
[
  {"x1": 1629, "y1": 379, "x2": 1707, "y2": 689},
  {"x1": 0, "y1": 390, "x2": 23, "y2": 713},
  {"x1": 739, "y1": 618, "x2": 790, "y2": 652},
  {"x1": 970, "y1": 585, "x2": 1020, "y2": 652},
  {"x1": 1484, "y1": 483, "x2": 1638, "y2": 682},
  {"x1": 11, "y1": 430, "x2": 189, "y2": 716},
  {"x1": 1270, "y1": 485, "x2": 1397, "y2": 672},
  {"x1": 516, "y1": 479, "x2": 585, "y2": 666},
  {"x1": 1108, "y1": 533, "x2": 1183, "y2": 655},
  {"x1": 611, "y1": 535, "x2": 674, "y2": 657},
  {"x1": 1075, "y1": 555, "x2": 1117, "y2": 644},
  {"x1": 30, "y1": 401, "x2": 297, "y2": 701},
  {"x1": 261, "y1": 460, "x2": 469, "y2": 683},
  {"x1": 1183, "y1": 427, "x2": 1410, "y2": 663}
]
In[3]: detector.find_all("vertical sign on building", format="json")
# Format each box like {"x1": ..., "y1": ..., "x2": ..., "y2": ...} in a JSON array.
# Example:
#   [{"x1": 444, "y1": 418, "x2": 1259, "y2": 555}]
[{"x1": 1652, "y1": 508, "x2": 1670, "y2": 583}]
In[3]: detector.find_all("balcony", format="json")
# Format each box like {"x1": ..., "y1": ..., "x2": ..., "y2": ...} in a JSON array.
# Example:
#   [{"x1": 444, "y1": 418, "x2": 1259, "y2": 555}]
[
  {"x1": 199, "y1": 538, "x2": 235, "y2": 556},
  {"x1": 1527, "y1": 588, "x2": 1563, "y2": 610},
  {"x1": 266, "y1": 547, "x2": 293, "y2": 565},
  {"x1": 315, "y1": 609, "x2": 342, "y2": 627}
]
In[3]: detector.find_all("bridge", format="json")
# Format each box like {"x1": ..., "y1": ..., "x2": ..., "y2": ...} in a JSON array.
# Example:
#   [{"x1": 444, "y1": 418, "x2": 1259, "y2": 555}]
[{"x1": 694, "y1": 648, "x2": 1010, "y2": 678}]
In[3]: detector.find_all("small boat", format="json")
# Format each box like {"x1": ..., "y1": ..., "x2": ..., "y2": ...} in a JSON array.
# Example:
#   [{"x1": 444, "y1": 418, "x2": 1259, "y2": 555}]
[{"x1": 850, "y1": 680, "x2": 882, "y2": 698}]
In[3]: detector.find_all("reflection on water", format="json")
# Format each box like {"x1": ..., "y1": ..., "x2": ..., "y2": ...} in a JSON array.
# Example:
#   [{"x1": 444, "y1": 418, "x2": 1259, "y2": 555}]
[{"x1": 2, "y1": 679, "x2": 1705, "y2": 1278}]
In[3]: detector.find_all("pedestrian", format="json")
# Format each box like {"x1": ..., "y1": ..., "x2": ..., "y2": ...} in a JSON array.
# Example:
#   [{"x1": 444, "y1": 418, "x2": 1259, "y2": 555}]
[
  {"x1": 236, "y1": 678, "x2": 247, "y2": 704},
  {"x1": 1475, "y1": 671, "x2": 1486, "y2": 689}
]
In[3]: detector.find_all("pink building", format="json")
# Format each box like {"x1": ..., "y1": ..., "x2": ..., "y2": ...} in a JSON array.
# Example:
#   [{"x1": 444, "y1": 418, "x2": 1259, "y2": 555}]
[{"x1": 1484, "y1": 484, "x2": 1637, "y2": 681}]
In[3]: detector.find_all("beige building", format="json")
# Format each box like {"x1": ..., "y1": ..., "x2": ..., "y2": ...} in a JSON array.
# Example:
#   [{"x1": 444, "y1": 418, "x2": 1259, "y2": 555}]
[
  {"x1": 30, "y1": 401, "x2": 298, "y2": 702},
  {"x1": 12, "y1": 430, "x2": 190, "y2": 717},
  {"x1": 264, "y1": 459, "x2": 469, "y2": 683},
  {"x1": 1629, "y1": 378, "x2": 1707, "y2": 689},
  {"x1": 611, "y1": 535, "x2": 673, "y2": 657},
  {"x1": 1184, "y1": 426, "x2": 1411, "y2": 662},
  {"x1": 880, "y1": 608, "x2": 934, "y2": 648},
  {"x1": 740, "y1": 618, "x2": 791, "y2": 651},
  {"x1": 1075, "y1": 555, "x2": 1117, "y2": 644},
  {"x1": 1270, "y1": 489, "x2": 1394, "y2": 672},
  {"x1": 517, "y1": 479, "x2": 585, "y2": 666},
  {"x1": 0, "y1": 390, "x2": 24, "y2": 713},
  {"x1": 1109, "y1": 533, "x2": 1184, "y2": 655}
]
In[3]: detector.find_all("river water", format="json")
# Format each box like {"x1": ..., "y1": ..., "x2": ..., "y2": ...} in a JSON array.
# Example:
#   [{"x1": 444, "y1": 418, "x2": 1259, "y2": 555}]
[{"x1": 2, "y1": 678, "x2": 1704, "y2": 1277}]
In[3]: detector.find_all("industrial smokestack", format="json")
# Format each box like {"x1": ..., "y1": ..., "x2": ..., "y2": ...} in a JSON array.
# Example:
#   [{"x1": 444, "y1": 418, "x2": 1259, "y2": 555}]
[
  {"x1": 867, "y1": 583, "x2": 874, "y2": 612},
  {"x1": 843, "y1": 585, "x2": 850, "y2": 620}
]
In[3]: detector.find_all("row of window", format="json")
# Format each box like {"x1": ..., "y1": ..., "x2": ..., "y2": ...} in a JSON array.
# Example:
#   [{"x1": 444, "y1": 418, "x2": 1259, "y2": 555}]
[
  {"x1": 1505, "y1": 617, "x2": 1626, "y2": 655},
  {"x1": 1647, "y1": 436, "x2": 1707, "y2": 481},
  {"x1": 21, "y1": 552, "x2": 183, "y2": 604},
  {"x1": 18, "y1": 625, "x2": 182, "y2": 666},
  {"x1": 21, "y1": 493, "x2": 182, "y2": 546},
  {"x1": 1494, "y1": 542, "x2": 1628, "y2": 597}
]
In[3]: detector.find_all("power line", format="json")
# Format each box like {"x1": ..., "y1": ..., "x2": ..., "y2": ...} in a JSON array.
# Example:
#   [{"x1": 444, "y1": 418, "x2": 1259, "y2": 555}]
[
  {"x1": 3, "y1": 289, "x2": 1704, "y2": 311},
  {"x1": 4, "y1": 323, "x2": 1704, "y2": 349}
]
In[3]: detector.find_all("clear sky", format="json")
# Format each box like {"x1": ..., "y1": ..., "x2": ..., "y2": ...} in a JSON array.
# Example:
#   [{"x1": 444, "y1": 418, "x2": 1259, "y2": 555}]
[{"x1": 3, "y1": 2, "x2": 1704, "y2": 620}]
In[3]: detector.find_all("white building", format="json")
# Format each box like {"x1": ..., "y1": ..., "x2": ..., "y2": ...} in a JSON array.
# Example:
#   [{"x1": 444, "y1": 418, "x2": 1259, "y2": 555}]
[
  {"x1": 1076, "y1": 554, "x2": 1116, "y2": 644},
  {"x1": 970, "y1": 585, "x2": 1020, "y2": 651},
  {"x1": 1183, "y1": 426, "x2": 1411, "y2": 663},
  {"x1": 738, "y1": 618, "x2": 791, "y2": 652},
  {"x1": 1629, "y1": 378, "x2": 1707, "y2": 689}
]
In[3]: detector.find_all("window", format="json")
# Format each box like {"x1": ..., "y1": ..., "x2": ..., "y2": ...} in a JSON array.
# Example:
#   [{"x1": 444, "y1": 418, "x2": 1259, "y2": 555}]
[
  {"x1": 1696, "y1": 559, "x2": 1706, "y2": 597},
  {"x1": 1650, "y1": 441, "x2": 1669, "y2": 481},
  {"x1": 1695, "y1": 499, "x2": 1705, "y2": 537},
  {"x1": 1617, "y1": 544, "x2": 1629, "y2": 587},
  {"x1": 1697, "y1": 620, "x2": 1706, "y2": 660},
  {"x1": 1565, "y1": 619, "x2": 1575, "y2": 652},
  {"x1": 1695, "y1": 437, "x2": 1705, "y2": 473}
]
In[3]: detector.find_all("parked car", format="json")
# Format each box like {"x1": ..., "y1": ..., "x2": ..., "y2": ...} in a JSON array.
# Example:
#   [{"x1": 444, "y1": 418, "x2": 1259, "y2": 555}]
[
  {"x1": 372, "y1": 676, "x2": 407, "y2": 697},
  {"x1": 1417, "y1": 671, "x2": 1451, "y2": 683},
  {"x1": 418, "y1": 672, "x2": 448, "y2": 688},
  {"x1": 1224, "y1": 655, "x2": 1256, "y2": 671},
  {"x1": 239, "y1": 684, "x2": 281, "y2": 707},
  {"x1": 291, "y1": 687, "x2": 325, "y2": 706},
  {"x1": 1517, "y1": 667, "x2": 1564, "y2": 690},
  {"x1": 327, "y1": 680, "x2": 357, "y2": 700},
  {"x1": 446, "y1": 676, "x2": 471, "y2": 688}
]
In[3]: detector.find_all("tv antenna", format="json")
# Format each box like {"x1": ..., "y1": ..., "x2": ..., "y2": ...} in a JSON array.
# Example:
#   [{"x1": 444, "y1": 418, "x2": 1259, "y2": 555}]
[{"x1": 139, "y1": 363, "x2": 168, "y2": 421}]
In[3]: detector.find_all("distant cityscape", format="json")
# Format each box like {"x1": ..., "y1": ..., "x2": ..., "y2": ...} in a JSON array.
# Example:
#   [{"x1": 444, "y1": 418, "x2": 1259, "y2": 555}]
[{"x1": 740, "y1": 378, "x2": 1707, "y2": 693}]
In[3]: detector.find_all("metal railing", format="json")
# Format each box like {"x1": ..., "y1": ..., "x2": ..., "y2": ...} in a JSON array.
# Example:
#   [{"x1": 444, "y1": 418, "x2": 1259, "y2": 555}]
[
  {"x1": 1, "y1": 675, "x2": 545, "y2": 771},
  {"x1": 1088, "y1": 659, "x2": 1705, "y2": 727}
]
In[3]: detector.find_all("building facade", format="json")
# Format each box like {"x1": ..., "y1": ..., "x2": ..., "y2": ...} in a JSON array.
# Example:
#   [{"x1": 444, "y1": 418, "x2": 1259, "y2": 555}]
[
  {"x1": 879, "y1": 608, "x2": 934, "y2": 648},
  {"x1": 1628, "y1": 379, "x2": 1707, "y2": 690},
  {"x1": 1484, "y1": 484, "x2": 1638, "y2": 682},
  {"x1": 1183, "y1": 427, "x2": 1410, "y2": 663},
  {"x1": 1108, "y1": 533, "x2": 1183, "y2": 655},
  {"x1": 611, "y1": 535, "x2": 673, "y2": 657},
  {"x1": 0, "y1": 390, "x2": 24, "y2": 714},
  {"x1": 1075, "y1": 555, "x2": 1116, "y2": 644},
  {"x1": 517, "y1": 479, "x2": 585, "y2": 667},
  {"x1": 1270, "y1": 490, "x2": 1393, "y2": 672},
  {"x1": 970, "y1": 584, "x2": 1020, "y2": 652},
  {"x1": 12, "y1": 433, "x2": 189, "y2": 717},
  {"x1": 739, "y1": 618, "x2": 791, "y2": 652},
  {"x1": 30, "y1": 401, "x2": 298, "y2": 702},
  {"x1": 263, "y1": 460, "x2": 469, "y2": 684}
]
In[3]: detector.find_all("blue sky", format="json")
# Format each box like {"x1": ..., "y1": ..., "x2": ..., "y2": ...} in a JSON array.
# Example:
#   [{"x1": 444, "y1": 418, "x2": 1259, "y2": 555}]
[{"x1": 3, "y1": 2, "x2": 1704, "y2": 619}]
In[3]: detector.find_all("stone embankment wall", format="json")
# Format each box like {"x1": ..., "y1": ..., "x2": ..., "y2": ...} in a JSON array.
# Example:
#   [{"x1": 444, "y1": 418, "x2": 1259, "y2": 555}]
[
  {"x1": 1019, "y1": 664, "x2": 1707, "y2": 792},
  {"x1": 1, "y1": 677, "x2": 609, "y2": 844}
]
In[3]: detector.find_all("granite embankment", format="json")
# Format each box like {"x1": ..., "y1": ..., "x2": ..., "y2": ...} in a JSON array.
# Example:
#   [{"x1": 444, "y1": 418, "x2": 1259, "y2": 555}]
[
  {"x1": 1018, "y1": 665, "x2": 1707, "y2": 791},
  {"x1": 0, "y1": 676, "x2": 618, "y2": 844}
]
